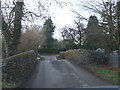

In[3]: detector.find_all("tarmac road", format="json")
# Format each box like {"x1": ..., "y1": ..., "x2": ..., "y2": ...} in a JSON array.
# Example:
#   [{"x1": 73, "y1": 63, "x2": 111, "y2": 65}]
[{"x1": 24, "y1": 56, "x2": 112, "y2": 88}]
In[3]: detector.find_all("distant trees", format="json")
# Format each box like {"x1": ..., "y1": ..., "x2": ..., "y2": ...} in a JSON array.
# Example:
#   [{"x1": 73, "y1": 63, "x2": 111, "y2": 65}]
[
  {"x1": 61, "y1": 27, "x2": 76, "y2": 43},
  {"x1": 41, "y1": 18, "x2": 55, "y2": 48},
  {"x1": 61, "y1": 22, "x2": 85, "y2": 49},
  {"x1": 61, "y1": 26, "x2": 77, "y2": 48}
]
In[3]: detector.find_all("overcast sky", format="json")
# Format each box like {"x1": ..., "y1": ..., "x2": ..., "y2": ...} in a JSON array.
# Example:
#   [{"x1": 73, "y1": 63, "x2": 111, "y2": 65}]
[
  {"x1": 18, "y1": 0, "x2": 116, "y2": 40},
  {"x1": 2, "y1": 0, "x2": 116, "y2": 40},
  {"x1": 23, "y1": 0, "x2": 99, "y2": 40}
]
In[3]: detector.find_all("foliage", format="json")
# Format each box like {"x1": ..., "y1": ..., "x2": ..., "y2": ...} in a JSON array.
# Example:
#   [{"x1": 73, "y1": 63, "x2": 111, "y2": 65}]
[
  {"x1": 41, "y1": 18, "x2": 55, "y2": 48},
  {"x1": 61, "y1": 25, "x2": 84, "y2": 47},
  {"x1": 83, "y1": 15, "x2": 107, "y2": 50},
  {"x1": 77, "y1": 0, "x2": 119, "y2": 52}
]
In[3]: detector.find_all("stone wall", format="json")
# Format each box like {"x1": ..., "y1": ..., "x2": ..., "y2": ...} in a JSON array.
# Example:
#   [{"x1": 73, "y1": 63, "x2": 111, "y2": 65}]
[
  {"x1": 2, "y1": 50, "x2": 37, "y2": 84},
  {"x1": 60, "y1": 49, "x2": 108, "y2": 65}
]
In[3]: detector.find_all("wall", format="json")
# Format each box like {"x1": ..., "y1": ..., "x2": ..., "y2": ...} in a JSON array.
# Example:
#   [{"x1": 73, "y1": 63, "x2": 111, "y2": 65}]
[
  {"x1": 109, "y1": 51, "x2": 119, "y2": 67},
  {"x1": 2, "y1": 50, "x2": 37, "y2": 84},
  {"x1": 60, "y1": 49, "x2": 108, "y2": 65}
]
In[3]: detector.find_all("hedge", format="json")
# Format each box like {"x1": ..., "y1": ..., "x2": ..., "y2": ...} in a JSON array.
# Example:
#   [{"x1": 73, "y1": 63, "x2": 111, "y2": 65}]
[{"x1": 38, "y1": 48, "x2": 67, "y2": 54}]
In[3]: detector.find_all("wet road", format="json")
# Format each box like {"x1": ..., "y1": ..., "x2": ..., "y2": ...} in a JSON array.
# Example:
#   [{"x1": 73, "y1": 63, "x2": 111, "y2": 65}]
[{"x1": 25, "y1": 56, "x2": 112, "y2": 88}]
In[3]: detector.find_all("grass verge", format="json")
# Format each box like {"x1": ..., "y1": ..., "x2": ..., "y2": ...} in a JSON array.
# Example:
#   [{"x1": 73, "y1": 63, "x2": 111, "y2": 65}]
[
  {"x1": 85, "y1": 65, "x2": 119, "y2": 85},
  {"x1": 2, "y1": 81, "x2": 19, "y2": 88}
]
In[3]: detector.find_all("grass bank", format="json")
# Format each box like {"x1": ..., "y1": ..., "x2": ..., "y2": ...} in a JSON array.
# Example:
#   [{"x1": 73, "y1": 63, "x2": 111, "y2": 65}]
[
  {"x1": 84, "y1": 64, "x2": 119, "y2": 85},
  {"x1": 2, "y1": 81, "x2": 20, "y2": 88}
]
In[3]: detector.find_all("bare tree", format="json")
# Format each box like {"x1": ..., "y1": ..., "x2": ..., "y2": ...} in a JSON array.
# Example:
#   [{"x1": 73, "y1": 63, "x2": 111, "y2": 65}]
[
  {"x1": 61, "y1": 25, "x2": 84, "y2": 46},
  {"x1": 18, "y1": 27, "x2": 46, "y2": 52},
  {"x1": 2, "y1": 0, "x2": 24, "y2": 56},
  {"x1": 71, "y1": 9, "x2": 88, "y2": 46},
  {"x1": 74, "y1": 17, "x2": 85, "y2": 46},
  {"x1": 75, "y1": 0, "x2": 119, "y2": 51},
  {"x1": 117, "y1": 1, "x2": 120, "y2": 53},
  {"x1": 76, "y1": 0, "x2": 117, "y2": 34}
]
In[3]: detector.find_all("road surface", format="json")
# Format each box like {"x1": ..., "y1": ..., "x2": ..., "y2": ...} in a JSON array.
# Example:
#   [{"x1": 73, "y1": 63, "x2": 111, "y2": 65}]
[{"x1": 24, "y1": 56, "x2": 112, "y2": 88}]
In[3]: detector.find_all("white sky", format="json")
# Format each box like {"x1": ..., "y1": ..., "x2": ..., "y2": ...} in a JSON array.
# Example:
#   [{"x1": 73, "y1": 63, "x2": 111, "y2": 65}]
[
  {"x1": 23, "y1": 0, "x2": 98, "y2": 40},
  {"x1": 22, "y1": 0, "x2": 118, "y2": 40},
  {"x1": 2, "y1": 0, "x2": 116, "y2": 40},
  {"x1": 50, "y1": 0, "x2": 97, "y2": 40}
]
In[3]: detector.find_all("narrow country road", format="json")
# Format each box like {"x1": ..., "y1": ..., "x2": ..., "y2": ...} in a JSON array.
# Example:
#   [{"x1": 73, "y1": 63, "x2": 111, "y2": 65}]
[{"x1": 24, "y1": 56, "x2": 112, "y2": 88}]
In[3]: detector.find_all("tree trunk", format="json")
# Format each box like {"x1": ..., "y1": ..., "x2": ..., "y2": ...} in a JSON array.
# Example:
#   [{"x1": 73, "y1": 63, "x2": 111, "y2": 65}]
[
  {"x1": 12, "y1": 2, "x2": 23, "y2": 55},
  {"x1": 116, "y1": 1, "x2": 120, "y2": 53}
]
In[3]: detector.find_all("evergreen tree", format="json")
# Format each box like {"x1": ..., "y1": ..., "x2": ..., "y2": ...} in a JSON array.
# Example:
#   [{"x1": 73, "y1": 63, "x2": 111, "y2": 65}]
[
  {"x1": 42, "y1": 18, "x2": 55, "y2": 48},
  {"x1": 84, "y1": 15, "x2": 106, "y2": 50}
]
